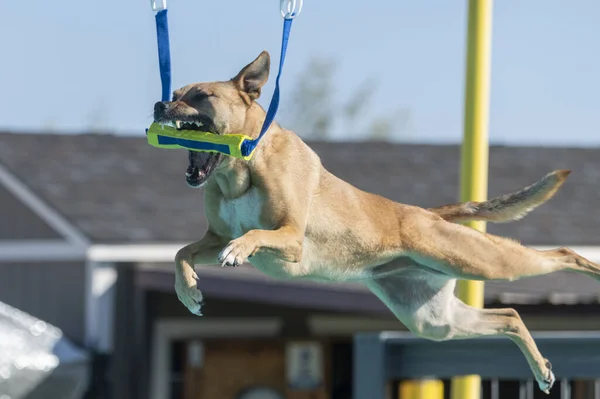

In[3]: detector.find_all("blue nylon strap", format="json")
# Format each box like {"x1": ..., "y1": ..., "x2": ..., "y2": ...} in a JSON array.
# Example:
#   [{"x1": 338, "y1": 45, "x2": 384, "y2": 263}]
[
  {"x1": 157, "y1": 135, "x2": 232, "y2": 155},
  {"x1": 151, "y1": 10, "x2": 294, "y2": 160},
  {"x1": 154, "y1": 9, "x2": 198, "y2": 167},
  {"x1": 240, "y1": 17, "x2": 293, "y2": 157},
  {"x1": 155, "y1": 10, "x2": 171, "y2": 102}
]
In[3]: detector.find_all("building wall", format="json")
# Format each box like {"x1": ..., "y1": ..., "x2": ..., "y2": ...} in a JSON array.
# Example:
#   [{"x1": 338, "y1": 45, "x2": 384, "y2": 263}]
[
  {"x1": 0, "y1": 261, "x2": 86, "y2": 343},
  {"x1": 148, "y1": 292, "x2": 353, "y2": 338}
]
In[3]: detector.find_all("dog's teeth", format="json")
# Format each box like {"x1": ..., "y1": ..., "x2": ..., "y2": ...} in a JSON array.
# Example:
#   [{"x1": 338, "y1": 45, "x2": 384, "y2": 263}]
[{"x1": 175, "y1": 121, "x2": 182, "y2": 129}]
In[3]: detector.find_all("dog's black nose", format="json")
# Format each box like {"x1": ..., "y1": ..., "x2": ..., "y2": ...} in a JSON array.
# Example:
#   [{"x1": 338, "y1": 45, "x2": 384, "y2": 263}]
[{"x1": 153, "y1": 102, "x2": 167, "y2": 119}]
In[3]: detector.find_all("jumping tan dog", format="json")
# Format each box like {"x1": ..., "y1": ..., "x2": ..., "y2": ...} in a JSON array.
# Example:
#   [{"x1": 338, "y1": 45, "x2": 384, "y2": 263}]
[{"x1": 153, "y1": 51, "x2": 600, "y2": 394}]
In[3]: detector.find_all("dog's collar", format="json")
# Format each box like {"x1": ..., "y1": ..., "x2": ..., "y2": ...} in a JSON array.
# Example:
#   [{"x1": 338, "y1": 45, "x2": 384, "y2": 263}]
[{"x1": 146, "y1": 122, "x2": 257, "y2": 160}]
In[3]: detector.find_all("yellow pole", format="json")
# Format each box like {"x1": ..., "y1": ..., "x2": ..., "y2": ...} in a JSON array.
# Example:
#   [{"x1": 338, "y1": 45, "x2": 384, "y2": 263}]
[
  {"x1": 450, "y1": 0, "x2": 493, "y2": 399},
  {"x1": 399, "y1": 379, "x2": 444, "y2": 399}
]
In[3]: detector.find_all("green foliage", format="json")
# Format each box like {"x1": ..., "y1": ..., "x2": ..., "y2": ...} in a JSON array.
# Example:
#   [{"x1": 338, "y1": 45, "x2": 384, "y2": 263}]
[{"x1": 281, "y1": 56, "x2": 412, "y2": 141}]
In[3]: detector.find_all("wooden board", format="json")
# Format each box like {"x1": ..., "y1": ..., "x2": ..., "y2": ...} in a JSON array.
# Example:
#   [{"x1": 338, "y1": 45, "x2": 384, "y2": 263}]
[{"x1": 183, "y1": 338, "x2": 330, "y2": 399}]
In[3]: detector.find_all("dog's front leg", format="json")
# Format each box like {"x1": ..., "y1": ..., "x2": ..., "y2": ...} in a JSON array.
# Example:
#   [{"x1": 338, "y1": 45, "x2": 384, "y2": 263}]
[
  {"x1": 218, "y1": 225, "x2": 303, "y2": 267},
  {"x1": 174, "y1": 230, "x2": 226, "y2": 315},
  {"x1": 215, "y1": 150, "x2": 317, "y2": 267}
]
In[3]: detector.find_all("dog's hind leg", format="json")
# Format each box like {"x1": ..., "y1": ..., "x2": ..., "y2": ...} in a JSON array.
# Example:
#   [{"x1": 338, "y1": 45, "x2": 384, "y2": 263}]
[
  {"x1": 396, "y1": 211, "x2": 600, "y2": 282},
  {"x1": 365, "y1": 270, "x2": 555, "y2": 393}
]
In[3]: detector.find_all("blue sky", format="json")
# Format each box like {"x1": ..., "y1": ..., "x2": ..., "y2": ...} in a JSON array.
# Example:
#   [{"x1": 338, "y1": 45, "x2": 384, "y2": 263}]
[{"x1": 2, "y1": 0, "x2": 598, "y2": 146}]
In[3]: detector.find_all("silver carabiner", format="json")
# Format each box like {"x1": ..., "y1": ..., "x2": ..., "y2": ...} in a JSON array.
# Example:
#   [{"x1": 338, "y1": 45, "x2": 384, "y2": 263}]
[
  {"x1": 280, "y1": 0, "x2": 303, "y2": 19},
  {"x1": 151, "y1": 0, "x2": 167, "y2": 12}
]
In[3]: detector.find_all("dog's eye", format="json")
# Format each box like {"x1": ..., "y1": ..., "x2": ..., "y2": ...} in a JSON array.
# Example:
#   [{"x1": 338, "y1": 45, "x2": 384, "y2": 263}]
[{"x1": 193, "y1": 93, "x2": 210, "y2": 101}]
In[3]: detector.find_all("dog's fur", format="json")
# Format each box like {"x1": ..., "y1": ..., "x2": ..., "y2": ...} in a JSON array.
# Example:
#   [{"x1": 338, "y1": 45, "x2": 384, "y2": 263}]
[{"x1": 153, "y1": 51, "x2": 600, "y2": 394}]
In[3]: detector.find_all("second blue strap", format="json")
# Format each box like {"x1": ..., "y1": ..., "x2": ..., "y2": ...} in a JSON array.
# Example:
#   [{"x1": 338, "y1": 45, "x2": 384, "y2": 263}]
[{"x1": 241, "y1": 17, "x2": 293, "y2": 157}]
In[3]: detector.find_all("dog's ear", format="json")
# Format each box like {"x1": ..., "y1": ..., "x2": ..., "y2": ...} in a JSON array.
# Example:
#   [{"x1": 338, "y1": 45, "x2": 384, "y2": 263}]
[{"x1": 233, "y1": 51, "x2": 270, "y2": 101}]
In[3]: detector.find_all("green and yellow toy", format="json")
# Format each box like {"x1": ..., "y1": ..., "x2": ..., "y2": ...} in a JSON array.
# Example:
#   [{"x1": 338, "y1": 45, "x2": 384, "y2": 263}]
[{"x1": 146, "y1": 122, "x2": 257, "y2": 161}]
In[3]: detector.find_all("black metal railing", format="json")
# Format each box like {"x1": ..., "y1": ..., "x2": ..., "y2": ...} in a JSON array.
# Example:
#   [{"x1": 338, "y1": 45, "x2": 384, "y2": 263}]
[{"x1": 353, "y1": 331, "x2": 600, "y2": 399}]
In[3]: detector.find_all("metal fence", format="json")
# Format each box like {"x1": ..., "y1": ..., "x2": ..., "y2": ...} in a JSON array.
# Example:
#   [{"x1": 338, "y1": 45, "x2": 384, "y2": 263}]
[{"x1": 353, "y1": 331, "x2": 600, "y2": 399}]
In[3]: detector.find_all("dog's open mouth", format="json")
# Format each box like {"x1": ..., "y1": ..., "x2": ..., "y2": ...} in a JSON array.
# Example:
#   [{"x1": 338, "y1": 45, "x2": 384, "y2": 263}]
[{"x1": 170, "y1": 119, "x2": 223, "y2": 188}]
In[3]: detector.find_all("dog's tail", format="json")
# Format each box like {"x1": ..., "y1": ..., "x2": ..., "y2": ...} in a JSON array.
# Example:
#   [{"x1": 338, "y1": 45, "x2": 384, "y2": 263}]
[{"x1": 429, "y1": 169, "x2": 570, "y2": 224}]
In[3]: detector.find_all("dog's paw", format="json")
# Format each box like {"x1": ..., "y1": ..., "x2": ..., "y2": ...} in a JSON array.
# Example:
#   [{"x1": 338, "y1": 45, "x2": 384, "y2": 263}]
[
  {"x1": 218, "y1": 238, "x2": 256, "y2": 267},
  {"x1": 537, "y1": 360, "x2": 555, "y2": 394},
  {"x1": 175, "y1": 278, "x2": 204, "y2": 316}
]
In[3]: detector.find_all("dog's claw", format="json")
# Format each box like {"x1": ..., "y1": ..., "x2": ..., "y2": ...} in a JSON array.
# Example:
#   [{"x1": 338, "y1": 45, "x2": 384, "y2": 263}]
[
  {"x1": 218, "y1": 244, "x2": 241, "y2": 267},
  {"x1": 538, "y1": 361, "x2": 555, "y2": 394},
  {"x1": 196, "y1": 306, "x2": 204, "y2": 315}
]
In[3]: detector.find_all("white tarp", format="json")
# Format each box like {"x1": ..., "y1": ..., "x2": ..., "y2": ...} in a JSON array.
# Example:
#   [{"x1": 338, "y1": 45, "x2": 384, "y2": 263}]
[{"x1": 0, "y1": 301, "x2": 90, "y2": 399}]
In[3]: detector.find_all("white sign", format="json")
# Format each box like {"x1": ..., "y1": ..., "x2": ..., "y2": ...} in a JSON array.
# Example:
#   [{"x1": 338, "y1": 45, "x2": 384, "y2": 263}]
[
  {"x1": 285, "y1": 342, "x2": 323, "y2": 390},
  {"x1": 187, "y1": 340, "x2": 204, "y2": 368}
]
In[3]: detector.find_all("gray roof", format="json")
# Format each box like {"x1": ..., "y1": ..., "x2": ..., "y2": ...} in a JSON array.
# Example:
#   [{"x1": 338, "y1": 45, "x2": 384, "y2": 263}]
[{"x1": 0, "y1": 131, "x2": 599, "y2": 245}]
